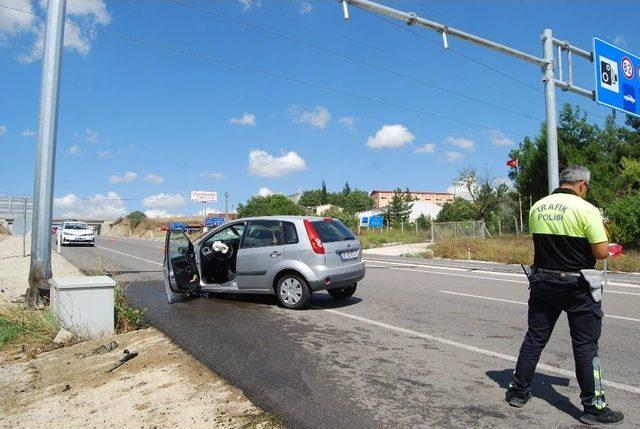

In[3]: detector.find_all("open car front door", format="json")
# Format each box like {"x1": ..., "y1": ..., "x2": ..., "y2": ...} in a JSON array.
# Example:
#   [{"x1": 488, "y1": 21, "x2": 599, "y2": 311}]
[{"x1": 163, "y1": 230, "x2": 199, "y2": 303}]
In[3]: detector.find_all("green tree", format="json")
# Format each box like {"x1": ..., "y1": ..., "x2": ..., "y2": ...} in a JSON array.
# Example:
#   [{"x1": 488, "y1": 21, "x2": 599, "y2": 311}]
[
  {"x1": 321, "y1": 180, "x2": 328, "y2": 204},
  {"x1": 416, "y1": 213, "x2": 432, "y2": 229},
  {"x1": 436, "y1": 198, "x2": 475, "y2": 222},
  {"x1": 606, "y1": 192, "x2": 640, "y2": 250},
  {"x1": 342, "y1": 181, "x2": 351, "y2": 196},
  {"x1": 299, "y1": 189, "x2": 323, "y2": 207},
  {"x1": 342, "y1": 190, "x2": 375, "y2": 213},
  {"x1": 237, "y1": 195, "x2": 304, "y2": 218},
  {"x1": 385, "y1": 188, "x2": 412, "y2": 225}
]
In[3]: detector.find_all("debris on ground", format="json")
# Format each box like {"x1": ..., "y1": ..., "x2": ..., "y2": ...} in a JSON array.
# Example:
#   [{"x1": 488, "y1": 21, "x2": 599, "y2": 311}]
[{"x1": 52, "y1": 328, "x2": 74, "y2": 346}]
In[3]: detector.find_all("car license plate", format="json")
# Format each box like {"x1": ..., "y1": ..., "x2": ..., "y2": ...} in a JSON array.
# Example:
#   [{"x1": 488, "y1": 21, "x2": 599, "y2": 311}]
[{"x1": 340, "y1": 250, "x2": 359, "y2": 261}]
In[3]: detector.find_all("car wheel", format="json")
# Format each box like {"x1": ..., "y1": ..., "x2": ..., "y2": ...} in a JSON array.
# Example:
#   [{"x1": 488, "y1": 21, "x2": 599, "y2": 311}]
[
  {"x1": 275, "y1": 274, "x2": 311, "y2": 310},
  {"x1": 327, "y1": 283, "x2": 357, "y2": 300}
]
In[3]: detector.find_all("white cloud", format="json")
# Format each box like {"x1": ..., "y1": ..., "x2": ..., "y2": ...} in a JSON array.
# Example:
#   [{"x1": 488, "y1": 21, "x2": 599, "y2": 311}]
[
  {"x1": 339, "y1": 116, "x2": 358, "y2": 131},
  {"x1": 53, "y1": 191, "x2": 127, "y2": 219},
  {"x1": 366, "y1": 124, "x2": 415, "y2": 149},
  {"x1": 614, "y1": 34, "x2": 627, "y2": 47},
  {"x1": 441, "y1": 151, "x2": 463, "y2": 163},
  {"x1": 0, "y1": 125, "x2": 6, "y2": 136},
  {"x1": 489, "y1": 130, "x2": 513, "y2": 147},
  {"x1": 98, "y1": 150, "x2": 110, "y2": 158},
  {"x1": 257, "y1": 187, "x2": 278, "y2": 197},
  {"x1": 238, "y1": 0, "x2": 261, "y2": 12},
  {"x1": 144, "y1": 209, "x2": 182, "y2": 219},
  {"x1": 69, "y1": 145, "x2": 81, "y2": 155},
  {"x1": 6, "y1": 0, "x2": 111, "y2": 64},
  {"x1": 83, "y1": 128, "x2": 98, "y2": 143},
  {"x1": 229, "y1": 113, "x2": 256, "y2": 127},
  {"x1": 290, "y1": 105, "x2": 331, "y2": 129},
  {"x1": 145, "y1": 173, "x2": 164, "y2": 184},
  {"x1": 248, "y1": 150, "x2": 307, "y2": 178},
  {"x1": 415, "y1": 143, "x2": 436, "y2": 154},
  {"x1": 143, "y1": 193, "x2": 186, "y2": 209},
  {"x1": 299, "y1": 2, "x2": 313, "y2": 14},
  {"x1": 200, "y1": 171, "x2": 224, "y2": 180},
  {"x1": 0, "y1": 0, "x2": 35, "y2": 38},
  {"x1": 20, "y1": 129, "x2": 34, "y2": 137},
  {"x1": 445, "y1": 136, "x2": 476, "y2": 151},
  {"x1": 109, "y1": 171, "x2": 137, "y2": 184}
]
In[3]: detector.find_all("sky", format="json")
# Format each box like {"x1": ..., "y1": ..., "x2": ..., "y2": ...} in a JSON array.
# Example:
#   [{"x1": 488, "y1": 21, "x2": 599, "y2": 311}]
[{"x1": 1, "y1": 0, "x2": 639, "y2": 219}]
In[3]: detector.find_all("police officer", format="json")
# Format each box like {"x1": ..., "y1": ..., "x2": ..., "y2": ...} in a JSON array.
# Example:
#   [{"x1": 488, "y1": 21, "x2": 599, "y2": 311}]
[{"x1": 505, "y1": 165, "x2": 624, "y2": 425}]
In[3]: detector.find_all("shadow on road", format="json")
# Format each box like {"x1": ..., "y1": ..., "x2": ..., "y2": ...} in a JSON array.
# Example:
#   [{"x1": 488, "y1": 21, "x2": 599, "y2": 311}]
[
  {"x1": 486, "y1": 369, "x2": 582, "y2": 420},
  {"x1": 200, "y1": 291, "x2": 362, "y2": 310}
]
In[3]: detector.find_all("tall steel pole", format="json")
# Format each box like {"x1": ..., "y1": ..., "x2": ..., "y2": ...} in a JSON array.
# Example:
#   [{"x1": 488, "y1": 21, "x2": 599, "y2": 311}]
[
  {"x1": 28, "y1": 0, "x2": 67, "y2": 304},
  {"x1": 224, "y1": 191, "x2": 229, "y2": 220},
  {"x1": 542, "y1": 29, "x2": 560, "y2": 193}
]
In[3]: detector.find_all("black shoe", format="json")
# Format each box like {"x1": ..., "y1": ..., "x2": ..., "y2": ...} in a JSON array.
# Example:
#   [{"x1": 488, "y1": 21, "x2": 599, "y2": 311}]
[
  {"x1": 505, "y1": 389, "x2": 531, "y2": 408},
  {"x1": 579, "y1": 407, "x2": 624, "y2": 425}
]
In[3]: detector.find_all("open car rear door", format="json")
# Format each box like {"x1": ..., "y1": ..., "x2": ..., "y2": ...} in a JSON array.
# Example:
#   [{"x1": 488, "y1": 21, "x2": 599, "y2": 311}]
[{"x1": 163, "y1": 230, "x2": 199, "y2": 303}]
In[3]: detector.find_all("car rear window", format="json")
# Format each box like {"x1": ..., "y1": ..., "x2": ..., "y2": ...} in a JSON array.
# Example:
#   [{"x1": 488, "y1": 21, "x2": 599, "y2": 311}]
[
  {"x1": 311, "y1": 219, "x2": 355, "y2": 243},
  {"x1": 283, "y1": 222, "x2": 298, "y2": 244}
]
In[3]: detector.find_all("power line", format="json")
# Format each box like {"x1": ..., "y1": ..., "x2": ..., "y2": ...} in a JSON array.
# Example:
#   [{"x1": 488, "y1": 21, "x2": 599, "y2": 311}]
[
  {"x1": 166, "y1": 0, "x2": 543, "y2": 122},
  {"x1": 229, "y1": 0, "x2": 527, "y2": 102},
  {"x1": 364, "y1": 7, "x2": 607, "y2": 121},
  {"x1": 0, "y1": 3, "x2": 529, "y2": 137}
]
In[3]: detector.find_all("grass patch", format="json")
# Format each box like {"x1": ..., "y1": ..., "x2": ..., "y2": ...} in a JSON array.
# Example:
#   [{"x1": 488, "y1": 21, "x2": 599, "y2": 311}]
[
  {"x1": 431, "y1": 235, "x2": 533, "y2": 265},
  {"x1": 429, "y1": 235, "x2": 640, "y2": 272},
  {"x1": 240, "y1": 412, "x2": 284, "y2": 429},
  {"x1": 358, "y1": 228, "x2": 431, "y2": 249},
  {"x1": 114, "y1": 282, "x2": 146, "y2": 333},
  {"x1": 0, "y1": 304, "x2": 58, "y2": 355}
]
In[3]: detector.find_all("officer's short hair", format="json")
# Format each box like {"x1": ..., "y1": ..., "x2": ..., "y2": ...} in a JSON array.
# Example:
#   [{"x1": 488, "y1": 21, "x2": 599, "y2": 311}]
[{"x1": 559, "y1": 165, "x2": 591, "y2": 185}]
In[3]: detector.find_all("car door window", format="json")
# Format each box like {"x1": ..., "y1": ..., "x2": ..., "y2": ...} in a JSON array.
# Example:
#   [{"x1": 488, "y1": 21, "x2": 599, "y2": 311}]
[
  {"x1": 168, "y1": 231, "x2": 191, "y2": 262},
  {"x1": 204, "y1": 223, "x2": 245, "y2": 247},
  {"x1": 283, "y1": 222, "x2": 298, "y2": 244},
  {"x1": 243, "y1": 220, "x2": 283, "y2": 248}
]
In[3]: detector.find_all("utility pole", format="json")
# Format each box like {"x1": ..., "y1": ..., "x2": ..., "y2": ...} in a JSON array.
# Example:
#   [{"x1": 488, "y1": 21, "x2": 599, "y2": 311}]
[
  {"x1": 28, "y1": 0, "x2": 66, "y2": 305},
  {"x1": 339, "y1": 0, "x2": 596, "y2": 195},
  {"x1": 224, "y1": 191, "x2": 229, "y2": 220}
]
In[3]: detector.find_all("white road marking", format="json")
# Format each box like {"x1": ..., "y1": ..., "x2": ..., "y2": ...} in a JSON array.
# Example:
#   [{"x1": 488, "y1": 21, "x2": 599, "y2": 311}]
[
  {"x1": 322, "y1": 308, "x2": 640, "y2": 395},
  {"x1": 95, "y1": 245, "x2": 163, "y2": 267},
  {"x1": 367, "y1": 259, "x2": 640, "y2": 290},
  {"x1": 440, "y1": 290, "x2": 640, "y2": 323}
]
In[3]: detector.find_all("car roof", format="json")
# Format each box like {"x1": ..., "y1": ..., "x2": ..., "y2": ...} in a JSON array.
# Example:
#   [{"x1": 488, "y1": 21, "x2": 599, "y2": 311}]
[{"x1": 232, "y1": 215, "x2": 331, "y2": 222}]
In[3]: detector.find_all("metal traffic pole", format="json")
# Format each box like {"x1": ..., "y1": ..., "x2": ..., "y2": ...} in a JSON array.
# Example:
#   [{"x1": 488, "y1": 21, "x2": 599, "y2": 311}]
[
  {"x1": 28, "y1": 0, "x2": 67, "y2": 304},
  {"x1": 542, "y1": 29, "x2": 560, "y2": 193}
]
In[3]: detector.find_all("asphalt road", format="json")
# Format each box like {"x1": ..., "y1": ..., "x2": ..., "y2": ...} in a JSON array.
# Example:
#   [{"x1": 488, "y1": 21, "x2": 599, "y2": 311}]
[{"x1": 61, "y1": 237, "x2": 640, "y2": 428}]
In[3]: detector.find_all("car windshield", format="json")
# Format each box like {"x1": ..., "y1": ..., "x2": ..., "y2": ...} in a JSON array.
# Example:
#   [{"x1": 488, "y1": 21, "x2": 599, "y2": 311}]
[
  {"x1": 311, "y1": 219, "x2": 355, "y2": 243},
  {"x1": 64, "y1": 223, "x2": 90, "y2": 230}
]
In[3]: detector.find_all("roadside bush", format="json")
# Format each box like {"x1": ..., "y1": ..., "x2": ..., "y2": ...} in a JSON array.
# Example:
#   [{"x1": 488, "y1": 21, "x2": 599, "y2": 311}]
[
  {"x1": 114, "y1": 283, "x2": 146, "y2": 333},
  {"x1": 606, "y1": 192, "x2": 640, "y2": 250},
  {"x1": 125, "y1": 211, "x2": 148, "y2": 229}
]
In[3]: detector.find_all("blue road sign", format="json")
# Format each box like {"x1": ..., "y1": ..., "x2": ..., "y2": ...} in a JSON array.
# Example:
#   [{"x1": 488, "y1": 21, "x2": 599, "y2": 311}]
[
  {"x1": 360, "y1": 216, "x2": 369, "y2": 226},
  {"x1": 169, "y1": 222, "x2": 187, "y2": 231},
  {"x1": 369, "y1": 215, "x2": 384, "y2": 228},
  {"x1": 204, "y1": 217, "x2": 225, "y2": 227},
  {"x1": 593, "y1": 37, "x2": 640, "y2": 118}
]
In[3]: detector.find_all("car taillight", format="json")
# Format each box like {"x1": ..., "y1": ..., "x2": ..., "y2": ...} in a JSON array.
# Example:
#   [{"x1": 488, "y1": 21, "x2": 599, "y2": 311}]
[{"x1": 304, "y1": 220, "x2": 325, "y2": 254}]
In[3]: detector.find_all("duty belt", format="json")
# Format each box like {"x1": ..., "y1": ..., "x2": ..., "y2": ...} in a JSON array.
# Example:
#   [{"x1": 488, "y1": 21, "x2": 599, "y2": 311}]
[{"x1": 532, "y1": 267, "x2": 581, "y2": 278}]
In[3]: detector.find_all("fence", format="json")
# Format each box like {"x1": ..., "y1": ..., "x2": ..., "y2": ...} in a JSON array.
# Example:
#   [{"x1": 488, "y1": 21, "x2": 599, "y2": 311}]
[{"x1": 431, "y1": 220, "x2": 487, "y2": 241}]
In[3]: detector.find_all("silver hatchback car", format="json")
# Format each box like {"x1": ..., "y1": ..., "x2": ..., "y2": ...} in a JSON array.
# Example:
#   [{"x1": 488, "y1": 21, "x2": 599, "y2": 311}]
[{"x1": 163, "y1": 216, "x2": 365, "y2": 309}]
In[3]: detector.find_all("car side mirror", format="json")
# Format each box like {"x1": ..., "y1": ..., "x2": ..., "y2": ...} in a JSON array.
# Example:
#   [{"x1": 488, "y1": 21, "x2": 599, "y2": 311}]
[{"x1": 178, "y1": 246, "x2": 189, "y2": 255}]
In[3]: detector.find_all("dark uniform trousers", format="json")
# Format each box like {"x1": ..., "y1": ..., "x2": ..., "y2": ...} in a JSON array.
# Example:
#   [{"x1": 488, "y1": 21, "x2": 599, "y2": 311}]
[{"x1": 511, "y1": 270, "x2": 606, "y2": 411}]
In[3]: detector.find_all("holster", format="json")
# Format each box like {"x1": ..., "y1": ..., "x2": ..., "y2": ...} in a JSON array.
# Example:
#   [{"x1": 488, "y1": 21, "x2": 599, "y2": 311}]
[{"x1": 579, "y1": 269, "x2": 604, "y2": 302}]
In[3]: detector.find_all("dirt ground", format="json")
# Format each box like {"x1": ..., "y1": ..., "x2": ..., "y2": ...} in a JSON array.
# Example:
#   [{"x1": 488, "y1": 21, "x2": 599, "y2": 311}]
[
  {"x1": 0, "y1": 235, "x2": 282, "y2": 429},
  {"x1": 0, "y1": 328, "x2": 279, "y2": 429}
]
